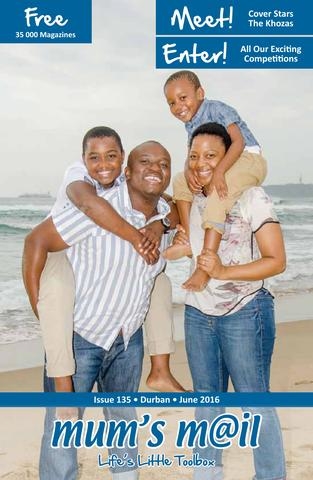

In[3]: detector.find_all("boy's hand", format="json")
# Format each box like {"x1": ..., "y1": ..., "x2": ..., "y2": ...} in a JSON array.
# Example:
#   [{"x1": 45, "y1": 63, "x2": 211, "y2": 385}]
[
  {"x1": 131, "y1": 230, "x2": 160, "y2": 265},
  {"x1": 206, "y1": 167, "x2": 228, "y2": 199},
  {"x1": 185, "y1": 168, "x2": 202, "y2": 194},
  {"x1": 197, "y1": 249, "x2": 225, "y2": 279},
  {"x1": 140, "y1": 221, "x2": 164, "y2": 250}
]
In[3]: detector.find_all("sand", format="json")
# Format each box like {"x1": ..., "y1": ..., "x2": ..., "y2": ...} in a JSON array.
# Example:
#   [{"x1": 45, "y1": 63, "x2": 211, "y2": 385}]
[{"x1": 0, "y1": 302, "x2": 313, "y2": 479}]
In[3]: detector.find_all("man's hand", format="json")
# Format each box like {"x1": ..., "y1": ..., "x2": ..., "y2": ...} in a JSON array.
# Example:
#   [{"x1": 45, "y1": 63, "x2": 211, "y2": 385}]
[
  {"x1": 197, "y1": 249, "x2": 226, "y2": 279},
  {"x1": 172, "y1": 224, "x2": 190, "y2": 247},
  {"x1": 205, "y1": 167, "x2": 228, "y2": 199},
  {"x1": 162, "y1": 224, "x2": 192, "y2": 261}
]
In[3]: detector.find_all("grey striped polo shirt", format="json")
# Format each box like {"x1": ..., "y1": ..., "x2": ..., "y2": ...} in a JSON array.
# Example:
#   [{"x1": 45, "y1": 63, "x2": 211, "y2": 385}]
[{"x1": 52, "y1": 181, "x2": 170, "y2": 351}]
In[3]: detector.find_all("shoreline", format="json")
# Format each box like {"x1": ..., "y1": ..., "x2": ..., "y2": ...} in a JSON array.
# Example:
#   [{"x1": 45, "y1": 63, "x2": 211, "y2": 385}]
[
  {"x1": 1, "y1": 291, "x2": 313, "y2": 375},
  {"x1": 1, "y1": 318, "x2": 313, "y2": 393}
]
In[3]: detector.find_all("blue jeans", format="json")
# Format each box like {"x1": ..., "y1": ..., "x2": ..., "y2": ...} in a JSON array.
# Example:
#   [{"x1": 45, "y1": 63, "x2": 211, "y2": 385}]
[
  {"x1": 39, "y1": 328, "x2": 143, "y2": 480},
  {"x1": 185, "y1": 289, "x2": 286, "y2": 480}
]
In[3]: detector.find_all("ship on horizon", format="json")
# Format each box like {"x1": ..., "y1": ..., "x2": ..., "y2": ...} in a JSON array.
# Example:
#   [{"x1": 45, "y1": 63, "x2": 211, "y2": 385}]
[{"x1": 18, "y1": 192, "x2": 53, "y2": 198}]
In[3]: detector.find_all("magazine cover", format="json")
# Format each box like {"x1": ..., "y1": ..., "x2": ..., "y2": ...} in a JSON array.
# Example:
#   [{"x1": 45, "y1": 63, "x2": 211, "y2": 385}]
[{"x1": 0, "y1": 1, "x2": 313, "y2": 479}]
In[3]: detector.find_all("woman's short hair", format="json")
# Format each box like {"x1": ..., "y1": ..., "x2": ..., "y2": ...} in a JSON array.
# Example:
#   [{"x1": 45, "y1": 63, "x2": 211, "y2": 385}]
[{"x1": 189, "y1": 122, "x2": 232, "y2": 151}]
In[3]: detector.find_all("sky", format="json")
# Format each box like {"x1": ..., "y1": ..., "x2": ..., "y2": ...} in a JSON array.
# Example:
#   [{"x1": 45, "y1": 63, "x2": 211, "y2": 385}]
[{"x1": 1, "y1": 0, "x2": 312, "y2": 197}]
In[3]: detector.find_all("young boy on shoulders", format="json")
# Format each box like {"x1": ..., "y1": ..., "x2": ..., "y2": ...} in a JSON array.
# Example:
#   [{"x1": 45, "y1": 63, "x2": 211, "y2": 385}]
[{"x1": 163, "y1": 70, "x2": 267, "y2": 291}]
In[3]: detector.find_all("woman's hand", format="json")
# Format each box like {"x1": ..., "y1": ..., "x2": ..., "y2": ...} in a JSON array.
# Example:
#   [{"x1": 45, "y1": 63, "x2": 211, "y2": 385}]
[
  {"x1": 173, "y1": 224, "x2": 190, "y2": 247},
  {"x1": 197, "y1": 249, "x2": 225, "y2": 279}
]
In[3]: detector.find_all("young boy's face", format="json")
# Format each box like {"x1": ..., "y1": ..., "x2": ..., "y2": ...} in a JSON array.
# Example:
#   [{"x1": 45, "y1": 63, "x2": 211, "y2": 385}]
[
  {"x1": 83, "y1": 136, "x2": 124, "y2": 188},
  {"x1": 164, "y1": 77, "x2": 204, "y2": 123},
  {"x1": 188, "y1": 134, "x2": 226, "y2": 186}
]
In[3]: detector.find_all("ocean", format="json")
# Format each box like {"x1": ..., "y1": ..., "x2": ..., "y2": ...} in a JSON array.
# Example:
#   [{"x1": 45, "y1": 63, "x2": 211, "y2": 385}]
[{"x1": 0, "y1": 194, "x2": 312, "y2": 345}]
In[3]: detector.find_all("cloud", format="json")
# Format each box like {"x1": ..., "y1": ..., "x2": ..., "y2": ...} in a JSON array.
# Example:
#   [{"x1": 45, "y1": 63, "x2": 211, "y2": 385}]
[{"x1": 0, "y1": 1, "x2": 312, "y2": 195}]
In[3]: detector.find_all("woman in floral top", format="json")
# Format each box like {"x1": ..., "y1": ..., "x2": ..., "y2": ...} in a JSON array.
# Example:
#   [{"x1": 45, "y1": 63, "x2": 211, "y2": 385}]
[{"x1": 181, "y1": 122, "x2": 287, "y2": 480}]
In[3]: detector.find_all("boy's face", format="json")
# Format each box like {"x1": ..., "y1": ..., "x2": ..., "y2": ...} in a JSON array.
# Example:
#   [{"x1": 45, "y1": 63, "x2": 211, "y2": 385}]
[
  {"x1": 188, "y1": 134, "x2": 226, "y2": 186},
  {"x1": 164, "y1": 78, "x2": 204, "y2": 123},
  {"x1": 83, "y1": 136, "x2": 124, "y2": 188}
]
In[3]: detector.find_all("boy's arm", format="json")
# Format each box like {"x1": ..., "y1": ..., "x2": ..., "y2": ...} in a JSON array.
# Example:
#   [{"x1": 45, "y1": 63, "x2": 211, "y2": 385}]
[
  {"x1": 140, "y1": 195, "x2": 180, "y2": 248},
  {"x1": 206, "y1": 123, "x2": 245, "y2": 198},
  {"x1": 22, "y1": 217, "x2": 69, "y2": 318},
  {"x1": 184, "y1": 158, "x2": 203, "y2": 194},
  {"x1": 67, "y1": 181, "x2": 159, "y2": 263}
]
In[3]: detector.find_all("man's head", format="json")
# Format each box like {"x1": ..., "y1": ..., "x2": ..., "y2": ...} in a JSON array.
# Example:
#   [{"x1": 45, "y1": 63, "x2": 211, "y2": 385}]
[
  {"x1": 164, "y1": 70, "x2": 205, "y2": 123},
  {"x1": 188, "y1": 122, "x2": 231, "y2": 186},
  {"x1": 125, "y1": 141, "x2": 171, "y2": 199},
  {"x1": 82, "y1": 126, "x2": 125, "y2": 188}
]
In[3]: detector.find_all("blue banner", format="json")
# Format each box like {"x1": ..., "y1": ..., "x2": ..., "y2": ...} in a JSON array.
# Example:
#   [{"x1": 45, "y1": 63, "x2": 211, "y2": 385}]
[
  {"x1": 1, "y1": 392, "x2": 313, "y2": 407},
  {"x1": 156, "y1": 0, "x2": 313, "y2": 36},
  {"x1": 156, "y1": 0, "x2": 313, "y2": 68},
  {"x1": 156, "y1": 37, "x2": 313, "y2": 69},
  {"x1": 0, "y1": 0, "x2": 92, "y2": 43}
]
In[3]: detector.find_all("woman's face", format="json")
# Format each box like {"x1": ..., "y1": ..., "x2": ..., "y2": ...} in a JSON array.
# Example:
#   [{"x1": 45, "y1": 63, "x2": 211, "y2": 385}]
[{"x1": 188, "y1": 134, "x2": 226, "y2": 186}]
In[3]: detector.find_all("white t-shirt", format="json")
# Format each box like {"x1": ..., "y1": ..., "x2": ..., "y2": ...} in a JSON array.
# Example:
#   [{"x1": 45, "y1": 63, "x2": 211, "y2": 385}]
[
  {"x1": 50, "y1": 161, "x2": 95, "y2": 216},
  {"x1": 50, "y1": 161, "x2": 123, "y2": 216},
  {"x1": 186, "y1": 187, "x2": 279, "y2": 316}
]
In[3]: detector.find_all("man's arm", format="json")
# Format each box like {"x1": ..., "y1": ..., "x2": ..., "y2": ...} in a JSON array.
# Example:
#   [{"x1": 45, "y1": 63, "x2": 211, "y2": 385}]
[
  {"x1": 67, "y1": 181, "x2": 159, "y2": 263},
  {"x1": 22, "y1": 217, "x2": 69, "y2": 318}
]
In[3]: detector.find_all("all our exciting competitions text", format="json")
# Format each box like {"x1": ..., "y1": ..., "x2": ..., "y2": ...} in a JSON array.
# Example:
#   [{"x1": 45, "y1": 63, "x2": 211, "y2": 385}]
[
  {"x1": 51, "y1": 412, "x2": 262, "y2": 470},
  {"x1": 157, "y1": 4, "x2": 303, "y2": 67}
]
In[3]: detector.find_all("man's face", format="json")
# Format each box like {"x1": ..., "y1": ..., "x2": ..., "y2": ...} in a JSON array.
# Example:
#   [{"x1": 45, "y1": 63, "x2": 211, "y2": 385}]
[
  {"x1": 125, "y1": 142, "x2": 171, "y2": 198},
  {"x1": 83, "y1": 136, "x2": 124, "y2": 187},
  {"x1": 188, "y1": 134, "x2": 226, "y2": 186},
  {"x1": 164, "y1": 78, "x2": 204, "y2": 123}
]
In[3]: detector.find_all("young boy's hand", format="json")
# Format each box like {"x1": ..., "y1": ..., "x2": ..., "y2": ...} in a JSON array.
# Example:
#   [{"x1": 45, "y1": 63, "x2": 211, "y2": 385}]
[
  {"x1": 185, "y1": 168, "x2": 202, "y2": 194},
  {"x1": 206, "y1": 167, "x2": 228, "y2": 199}
]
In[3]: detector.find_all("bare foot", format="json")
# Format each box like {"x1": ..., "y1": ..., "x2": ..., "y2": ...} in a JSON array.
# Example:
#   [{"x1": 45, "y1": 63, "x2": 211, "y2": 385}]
[
  {"x1": 146, "y1": 372, "x2": 186, "y2": 392},
  {"x1": 182, "y1": 268, "x2": 210, "y2": 291},
  {"x1": 162, "y1": 243, "x2": 192, "y2": 260},
  {"x1": 55, "y1": 407, "x2": 79, "y2": 422}
]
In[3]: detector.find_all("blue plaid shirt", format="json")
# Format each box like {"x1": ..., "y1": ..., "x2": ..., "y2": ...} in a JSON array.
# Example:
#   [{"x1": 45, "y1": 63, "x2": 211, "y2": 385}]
[{"x1": 185, "y1": 98, "x2": 259, "y2": 147}]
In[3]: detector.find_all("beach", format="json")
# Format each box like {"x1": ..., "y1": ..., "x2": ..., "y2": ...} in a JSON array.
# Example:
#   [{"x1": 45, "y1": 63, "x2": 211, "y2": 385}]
[
  {"x1": 1, "y1": 192, "x2": 312, "y2": 479},
  {"x1": 0, "y1": 300, "x2": 313, "y2": 479}
]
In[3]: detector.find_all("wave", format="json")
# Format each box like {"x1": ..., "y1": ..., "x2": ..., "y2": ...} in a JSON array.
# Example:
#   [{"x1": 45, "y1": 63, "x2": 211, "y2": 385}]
[
  {"x1": 0, "y1": 279, "x2": 30, "y2": 311},
  {"x1": 0, "y1": 204, "x2": 51, "y2": 212},
  {"x1": 275, "y1": 203, "x2": 313, "y2": 210},
  {"x1": 0, "y1": 223, "x2": 32, "y2": 234},
  {"x1": 282, "y1": 224, "x2": 313, "y2": 231}
]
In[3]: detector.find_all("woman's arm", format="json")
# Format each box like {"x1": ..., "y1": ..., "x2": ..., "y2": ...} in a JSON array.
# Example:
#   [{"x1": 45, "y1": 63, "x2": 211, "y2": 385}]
[
  {"x1": 198, "y1": 222, "x2": 286, "y2": 281},
  {"x1": 22, "y1": 217, "x2": 69, "y2": 317}
]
